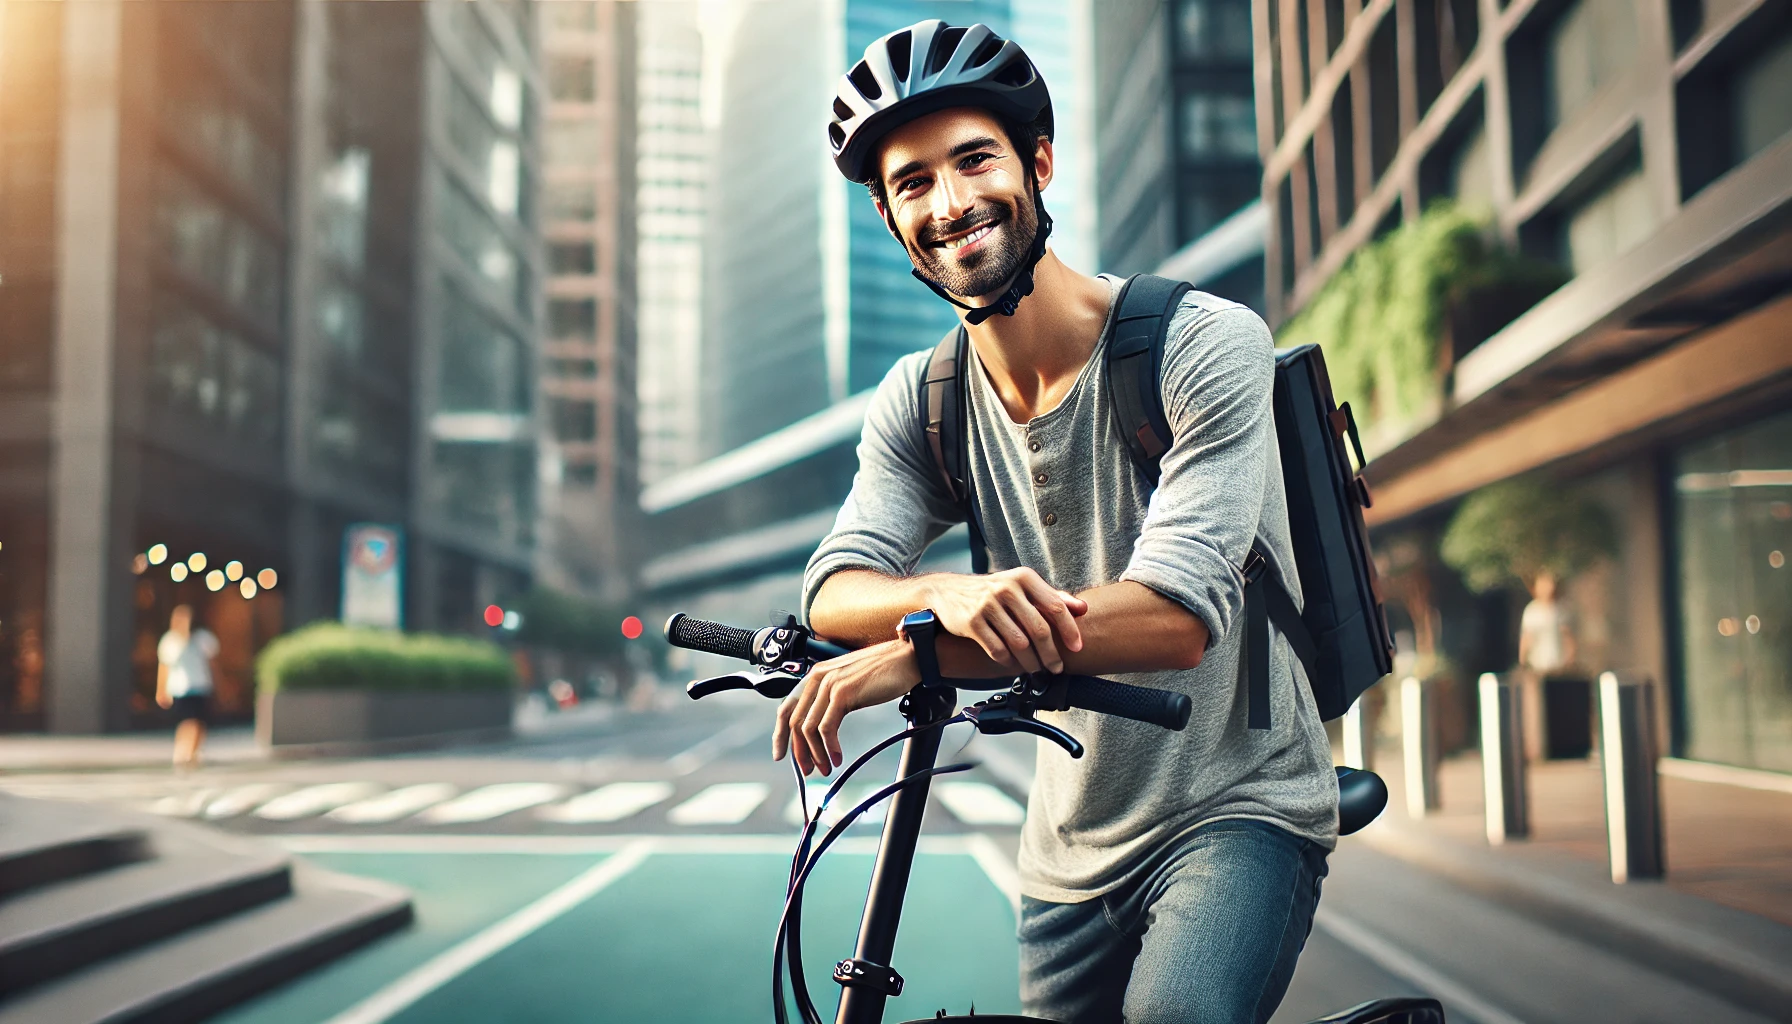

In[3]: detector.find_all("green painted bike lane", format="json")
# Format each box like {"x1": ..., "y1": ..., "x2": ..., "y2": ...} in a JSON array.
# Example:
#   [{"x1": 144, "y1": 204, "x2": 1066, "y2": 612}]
[{"x1": 219, "y1": 846, "x2": 1021, "y2": 1023}]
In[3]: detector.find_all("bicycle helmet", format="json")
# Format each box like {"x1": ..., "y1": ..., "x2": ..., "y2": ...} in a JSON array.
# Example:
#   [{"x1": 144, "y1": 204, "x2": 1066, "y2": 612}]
[{"x1": 829, "y1": 21, "x2": 1057, "y2": 324}]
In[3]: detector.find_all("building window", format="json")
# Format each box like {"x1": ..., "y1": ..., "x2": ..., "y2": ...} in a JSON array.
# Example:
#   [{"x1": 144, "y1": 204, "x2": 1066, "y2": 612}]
[
  {"x1": 549, "y1": 298, "x2": 598, "y2": 341},
  {"x1": 440, "y1": 283, "x2": 529, "y2": 415},
  {"x1": 149, "y1": 297, "x2": 281, "y2": 447},
  {"x1": 549, "y1": 398, "x2": 597, "y2": 443},
  {"x1": 1736, "y1": 32, "x2": 1792, "y2": 161},
  {"x1": 1675, "y1": 407, "x2": 1792, "y2": 773},
  {"x1": 562, "y1": 459, "x2": 599, "y2": 487},
  {"x1": 547, "y1": 54, "x2": 597, "y2": 103},
  {"x1": 440, "y1": 177, "x2": 531, "y2": 318},
  {"x1": 549, "y1": 241, "x2": 597, "y2": 275},
  {"x1": 1562, "y1": 158, "x2": 1657, "y2": 273},
  {"x1": 1180, "y1": 93, "x2": 1258, "y2": 162},
  {"x1": 1450, "y1": 121, "x2": 1494, "y2": 211},
  {"x1": 1176, "y1": 0, "x2": 1254, "y2": 62},
  {"x1": 1544, "y1": 0, "x2": 1638, "y2": 131},
  {"x1": 544, "y1": 2, "x2": 597, "y2": 33},
  {"x1": 546, "y1": 120, "x2": 602, "y2": 166},
  {"x1": 545, "y1": 180, "x2": 597, "y2": 221},
  {"x1": 548, "y1": 357, "x2": 599, "y2": 379},
  {"x1": 156, "y1": 164, "x2": 284, "y2": 331}
]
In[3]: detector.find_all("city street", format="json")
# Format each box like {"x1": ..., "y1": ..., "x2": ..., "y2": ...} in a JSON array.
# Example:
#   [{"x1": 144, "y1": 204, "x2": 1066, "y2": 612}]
[{"x1": 1, "y1": 692, "x2": 1778, "y2": 1024}]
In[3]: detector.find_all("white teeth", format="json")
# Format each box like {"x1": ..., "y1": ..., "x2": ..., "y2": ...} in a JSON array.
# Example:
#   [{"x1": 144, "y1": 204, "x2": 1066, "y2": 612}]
[{"x1": 942, "y1": 224, "x2": 994, "y2": 251}]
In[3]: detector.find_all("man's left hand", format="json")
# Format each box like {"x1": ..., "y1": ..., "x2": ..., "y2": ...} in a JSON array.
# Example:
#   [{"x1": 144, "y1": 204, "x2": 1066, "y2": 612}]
[{"x1": 773, "y1": 638, "x2": 919, "y2": 776}]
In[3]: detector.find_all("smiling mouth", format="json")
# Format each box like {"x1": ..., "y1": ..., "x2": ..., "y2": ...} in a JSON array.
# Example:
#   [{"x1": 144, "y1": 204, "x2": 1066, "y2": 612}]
[{"x1": 929, "y1": 214, "x2": 1003, "y2": 252}]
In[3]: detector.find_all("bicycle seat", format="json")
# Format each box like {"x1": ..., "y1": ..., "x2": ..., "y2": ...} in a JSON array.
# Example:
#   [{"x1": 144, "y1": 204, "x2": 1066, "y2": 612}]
[
  {"x1": 1337, "y1": 766, "x2": 1389, "y2": 836},
  {"x1": 1308, "y1": 996, "x2": 1444, "y2": 1022}
]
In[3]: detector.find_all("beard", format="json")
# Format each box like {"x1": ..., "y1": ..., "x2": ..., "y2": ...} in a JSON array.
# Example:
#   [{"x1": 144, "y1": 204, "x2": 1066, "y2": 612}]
[{"x1": 905, "y1": 192, "x2": 1039, "y2": 303}]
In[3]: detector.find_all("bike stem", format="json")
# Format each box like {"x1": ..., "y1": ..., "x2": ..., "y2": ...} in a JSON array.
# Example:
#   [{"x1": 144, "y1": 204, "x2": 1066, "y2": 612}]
[{"x1": 834, "y1": 685, "x2": 957, "y2": 1024}]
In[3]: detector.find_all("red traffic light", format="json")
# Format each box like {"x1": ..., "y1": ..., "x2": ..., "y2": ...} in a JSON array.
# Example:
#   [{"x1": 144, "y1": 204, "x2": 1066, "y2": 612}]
[
  {"x1": 620, "y1": 615, "x2": 644, "y2": 639},
  {"x1": 483, "y1": 604, "x2": 504, "y2": 627}
]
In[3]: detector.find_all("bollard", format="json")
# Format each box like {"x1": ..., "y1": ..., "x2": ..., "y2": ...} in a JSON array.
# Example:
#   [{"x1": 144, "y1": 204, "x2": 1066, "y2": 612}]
[
  {"x1": 1401, "y1": 677, "x2": 1438, "y2": 817},
  {"x1": 1480, "y1": 672, "x2": 1529, "y2": 844},
  {"x1": 1342, "y1": 697, "x2": 1374, "y2": 771},
  {"x1": 1600, "y1": 672, "x2": 1665, "y2": 882}
]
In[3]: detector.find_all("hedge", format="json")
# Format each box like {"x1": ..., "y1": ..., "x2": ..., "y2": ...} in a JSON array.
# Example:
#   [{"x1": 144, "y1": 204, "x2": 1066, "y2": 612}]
[{"x1": 256, "y1": 623, "x2": 515, "y2": 695}]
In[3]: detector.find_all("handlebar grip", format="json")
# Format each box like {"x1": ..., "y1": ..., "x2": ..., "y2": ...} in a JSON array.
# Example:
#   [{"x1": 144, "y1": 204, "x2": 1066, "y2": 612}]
[
  {"x1": 664, "y1": 614, "x2": 756, "y2": 660},
  {"x1": 1063, "y1": 676, "x2": 1191, "y2": 731}
]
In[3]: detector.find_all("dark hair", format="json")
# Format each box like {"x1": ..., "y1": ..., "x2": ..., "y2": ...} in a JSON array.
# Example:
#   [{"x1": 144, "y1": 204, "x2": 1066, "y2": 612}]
[{"x1": 865, "y1": 111, "x2": 1051, "y2": 218}]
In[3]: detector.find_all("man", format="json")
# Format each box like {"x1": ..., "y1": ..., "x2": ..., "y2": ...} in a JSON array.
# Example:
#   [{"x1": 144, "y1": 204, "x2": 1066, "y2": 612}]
[
  {"x1": 156, "y1": 604, "x2": 219, "y2": 770},
  {"x1": 772, "y1": 21, "x2": 1337, "y2": 1024}
]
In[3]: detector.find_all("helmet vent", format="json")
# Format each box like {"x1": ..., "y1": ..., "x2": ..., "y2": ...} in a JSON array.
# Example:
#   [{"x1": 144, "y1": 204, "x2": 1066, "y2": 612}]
[
  {"x1": 994, "y1": 57, "x2": 1035, "y2": 88},
  {"x1": 832, "y1": 97, "x2": 854, "y2": 122},
  {"x1": 848, "y1": 60, "x2": 881, "y2": 101},
  {"x1": 967, "y1": 36, "x2": 1004, "y2": 70},
  {"x1": 828, "y1": 123, "x2": 846, "y2": 148},
  {"x1": 886, "y1": 30, "x2": 912, "y2": 82},
  {"x1": 926, "y1": 26, "x2": 967, "y2": 76}
]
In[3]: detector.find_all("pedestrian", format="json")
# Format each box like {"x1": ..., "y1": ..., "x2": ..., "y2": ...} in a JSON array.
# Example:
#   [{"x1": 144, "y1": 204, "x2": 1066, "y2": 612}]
[
  {"x1": 156, "y1": 604, "x2": 220, "y2": 770},
  {"x1": 1518, "y1": 570, "x2": 1577, "y2": 760}
]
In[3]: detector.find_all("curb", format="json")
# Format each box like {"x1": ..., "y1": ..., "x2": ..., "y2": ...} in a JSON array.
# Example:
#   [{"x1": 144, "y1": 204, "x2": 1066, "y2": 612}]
[{"x1": 1356, "y1": 819, "x2": 1792, "y2": 1020}]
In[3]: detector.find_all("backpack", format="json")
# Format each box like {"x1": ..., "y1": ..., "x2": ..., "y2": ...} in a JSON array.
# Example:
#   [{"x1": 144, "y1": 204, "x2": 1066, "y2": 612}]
[{"x1": 921, "y1": 274, "x2": 1394, "y2": 726}]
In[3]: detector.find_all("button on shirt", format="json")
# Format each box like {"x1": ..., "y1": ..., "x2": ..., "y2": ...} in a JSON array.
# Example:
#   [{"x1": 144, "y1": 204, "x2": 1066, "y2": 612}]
[{"x1": 803, "y1": 277, "x2": 1337, "y2": 904}]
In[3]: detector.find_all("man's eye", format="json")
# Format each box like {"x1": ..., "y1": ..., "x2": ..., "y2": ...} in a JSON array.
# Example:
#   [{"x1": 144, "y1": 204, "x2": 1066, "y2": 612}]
[
  {"x1": 962, "y1": 153, "x2": 994, "y2": 168},
  {"x1": 898, "y1": 178, "x2": 925, "y2": 194}
]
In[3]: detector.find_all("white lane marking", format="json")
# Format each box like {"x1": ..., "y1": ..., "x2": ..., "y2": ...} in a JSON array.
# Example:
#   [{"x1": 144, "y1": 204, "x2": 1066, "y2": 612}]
[
  {"x1": 328, "y1": 784, "x2": 459, "y2": 824},
  {"x1": 667, "y1": 716, "x2": 769, "y2": 776},
  {"x1": 418, "y1": 783, "x2": 568, "y2": 825},
  {"x1": 935, "y1": 781, "x2": 1025, "y2": 825},
  {"x1": 202, "y1": 784, "x2": 292, "y2": 820},
  {"x1": 255, "y1": 782, "x2": 385, "y2": 821},
  {"x1": 783, "y1": 784, "x2": 887, "y2": 828},
  {"x1": 963, "y1": 832, "x2": 1021, "y2": 919},
  {"x1": 323, "y1": 839, "x2": 656, "y2": 1024},
  {"x1": 666, "y1": 783, "x2": 770, "y2": 825},
  {"x1": 538, "y1": 782, "x2": 675, "y2": 823},
  {"x1": 149, "y1": 788, "x2": 222, "y2": 818},
  {"x1": 272, "y1": 833, "x2": 975, "y2": 855},
  {"x1": 1313, "y1": 907, "x2": 1529, "y2": 1024}
]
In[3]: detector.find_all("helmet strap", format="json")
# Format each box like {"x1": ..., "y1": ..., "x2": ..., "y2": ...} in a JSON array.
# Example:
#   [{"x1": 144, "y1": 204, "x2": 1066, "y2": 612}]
[{"x1": 911, "y1": 185, "x2": 1054, "y2": 326}]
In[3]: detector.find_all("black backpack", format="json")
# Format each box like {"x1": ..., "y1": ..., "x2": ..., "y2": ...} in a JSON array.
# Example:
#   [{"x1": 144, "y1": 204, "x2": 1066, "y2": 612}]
[{"x1": 921, "y1": 274, "x2": 1394, "y2": 726}]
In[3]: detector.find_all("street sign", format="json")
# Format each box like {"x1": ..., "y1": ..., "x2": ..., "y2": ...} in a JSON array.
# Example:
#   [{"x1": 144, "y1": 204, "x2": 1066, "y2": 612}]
[{"x1": 341, "y1": 523, "x2": 404, "y2": 629}]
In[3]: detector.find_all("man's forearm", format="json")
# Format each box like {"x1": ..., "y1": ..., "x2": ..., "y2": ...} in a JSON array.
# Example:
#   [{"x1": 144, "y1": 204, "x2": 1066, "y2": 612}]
[{"x1": 811, "y1": 570, "x2": 1209, "y2": 676}]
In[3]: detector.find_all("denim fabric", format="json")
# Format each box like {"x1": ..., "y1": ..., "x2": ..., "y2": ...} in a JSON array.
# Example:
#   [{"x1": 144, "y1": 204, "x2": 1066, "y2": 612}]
[{"x1": 1017, "y1": 818, "x2": 1328, "y2": 1024}]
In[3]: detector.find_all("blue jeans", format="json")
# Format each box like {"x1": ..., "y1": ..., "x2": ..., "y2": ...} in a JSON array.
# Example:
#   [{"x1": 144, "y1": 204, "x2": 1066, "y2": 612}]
[{"x1": 1018, "y1": 819, "x2": 1328, "y2": 1024}]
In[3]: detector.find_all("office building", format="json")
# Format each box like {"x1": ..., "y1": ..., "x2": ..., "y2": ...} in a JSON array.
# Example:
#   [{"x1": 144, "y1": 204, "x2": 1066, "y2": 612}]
[{"x1": 1256, "y1": 0, "x2": 1791, "y2": 774}]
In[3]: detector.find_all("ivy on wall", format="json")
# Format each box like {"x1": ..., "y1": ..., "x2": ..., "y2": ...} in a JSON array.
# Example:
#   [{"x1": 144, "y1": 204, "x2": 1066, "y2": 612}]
[{"x1": 1277, "y1": 202, "x2": 1568, "y2": 453}]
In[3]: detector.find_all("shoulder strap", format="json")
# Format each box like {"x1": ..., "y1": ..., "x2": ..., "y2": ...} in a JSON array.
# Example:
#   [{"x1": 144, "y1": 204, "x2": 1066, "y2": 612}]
[
  {"x1": 922, "y1": 328, "x2": 989, "y2": 574},
  {"x1": 1105, "y1": 275, "x2": 1189, "y2": 485}
]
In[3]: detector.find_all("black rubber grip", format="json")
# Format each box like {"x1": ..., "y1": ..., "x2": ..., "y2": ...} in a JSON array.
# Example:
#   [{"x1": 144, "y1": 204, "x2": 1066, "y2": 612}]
[
  {"x1": 663, "y1": 614, "x2": 756, "y2": 661},
  {"x1": 1064, "y1": 676, "x2": 1191, "y2": 731}
]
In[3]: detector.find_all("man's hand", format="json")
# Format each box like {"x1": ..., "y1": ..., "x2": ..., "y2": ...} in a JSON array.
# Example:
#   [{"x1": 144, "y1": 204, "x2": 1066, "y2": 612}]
[
  {"x1": 924, "y1": 567, "x2": 1087, "y2": 674},
  {"x1": 773, "y1": 639, "x2": 919, "y2": 777}
]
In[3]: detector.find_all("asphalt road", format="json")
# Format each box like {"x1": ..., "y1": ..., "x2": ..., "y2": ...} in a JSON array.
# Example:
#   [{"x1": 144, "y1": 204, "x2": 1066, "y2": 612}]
[{"x1": 4, "y1": 692, "x2": 1777, "y2": 1023}]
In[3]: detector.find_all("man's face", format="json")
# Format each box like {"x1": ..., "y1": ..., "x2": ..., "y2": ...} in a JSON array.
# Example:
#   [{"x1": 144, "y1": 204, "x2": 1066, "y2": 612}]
[{"x1": 874, "y1": 107, "x2": 1051, "y2": 302}]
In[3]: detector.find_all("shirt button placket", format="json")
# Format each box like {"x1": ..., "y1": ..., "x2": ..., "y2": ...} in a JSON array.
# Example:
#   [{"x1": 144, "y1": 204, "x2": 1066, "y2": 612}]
[{"x1": 1028, "y1": 430, "x2": 1054, "y2": 526}]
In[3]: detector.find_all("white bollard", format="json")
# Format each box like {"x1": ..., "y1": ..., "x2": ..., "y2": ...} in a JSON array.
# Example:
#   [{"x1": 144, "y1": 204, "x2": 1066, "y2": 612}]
[
  {"x1": 1480, "y1": 672, "x2": 1529, "y2": 844},
  {"x1": 1401, "y1": 676, "x2": 1438, "y2": 817},
  {"x1": 1600, "y1": 672, "x2": 1665, "y2": 882},
  {"x1": 1342, "y1": 698, "x2": 1374, "y2": 771}
]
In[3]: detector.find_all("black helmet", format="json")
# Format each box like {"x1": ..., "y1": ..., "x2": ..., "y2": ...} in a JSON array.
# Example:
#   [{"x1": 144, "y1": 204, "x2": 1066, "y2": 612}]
[{"x1": 829, "y1": 20, "x2": 1053, "y2": 185}]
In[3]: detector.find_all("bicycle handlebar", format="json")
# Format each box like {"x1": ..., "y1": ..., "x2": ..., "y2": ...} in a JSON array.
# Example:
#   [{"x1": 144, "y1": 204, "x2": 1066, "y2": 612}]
[
  {"x1": 664, "y1": 613, "x2": 758, "y2": 660},
  {"x1": 1062, "y1": 675, "x2": 1191, "y2": 730}
]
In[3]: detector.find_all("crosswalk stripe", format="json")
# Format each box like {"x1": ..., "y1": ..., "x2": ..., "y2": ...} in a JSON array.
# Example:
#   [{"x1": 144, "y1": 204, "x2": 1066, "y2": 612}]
[
  {"x1": 784, "y1": 784, "x2": 887, "y2": 829},
  {"x1": 255, "y1": 782, "x2": 386, "y2": 821},
  {"x1": 149, "y1": 788, "x2": 223, "y2": 819},
  {"x1": 934, "y1": 781, "x2": 1025, "y2": 825},
  {"x1": 666, "y1": 783, "x2": 769, "y2": 825},
  {"x1": 420, "y1": 783, "x2": 569, "y2": 824},
  {"x1": 201, "y1": 784, "x2": 292, "y2": 820},
  {"x1": 329, "y1": 784, "x2": 459, "y2": 824},
  {"x1": 538, "y1": 782, "x2": 676, "y2": 823}
]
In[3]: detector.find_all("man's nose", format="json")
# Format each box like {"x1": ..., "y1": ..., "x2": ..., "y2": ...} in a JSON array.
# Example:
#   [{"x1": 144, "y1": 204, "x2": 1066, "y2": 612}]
[{"x1": 930, "y1": 172, "x2": 976, "y2": 225}]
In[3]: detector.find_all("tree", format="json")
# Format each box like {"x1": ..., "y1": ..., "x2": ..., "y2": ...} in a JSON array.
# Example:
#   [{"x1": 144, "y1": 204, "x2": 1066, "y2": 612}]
[{"x1": 1440, "y1": 477, "x2": 1618, "y2": 594}]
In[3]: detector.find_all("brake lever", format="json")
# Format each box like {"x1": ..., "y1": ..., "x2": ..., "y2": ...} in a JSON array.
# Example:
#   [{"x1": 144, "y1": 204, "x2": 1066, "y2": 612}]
[
  {"x1": 964, "y1": 699, "x2": 1084, "y2": 758},
  {"x1": 686, "y1": 670, "x2": 804, "y2": 701}
]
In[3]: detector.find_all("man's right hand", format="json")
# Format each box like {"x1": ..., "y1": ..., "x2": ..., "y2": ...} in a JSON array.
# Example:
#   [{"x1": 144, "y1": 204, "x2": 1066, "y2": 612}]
[{"x1": 921, "y1": 568, "x2": 1087, "y2": 674}]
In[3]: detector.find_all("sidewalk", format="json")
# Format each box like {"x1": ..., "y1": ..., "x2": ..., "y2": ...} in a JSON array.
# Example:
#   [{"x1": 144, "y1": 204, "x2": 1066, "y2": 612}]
[
  {"x1": 1363, "y1": 745, "x2": 1792, "y2": 1017},
  {"x1": 0, "y1": 727, "x2": 266, "y2": 772}
]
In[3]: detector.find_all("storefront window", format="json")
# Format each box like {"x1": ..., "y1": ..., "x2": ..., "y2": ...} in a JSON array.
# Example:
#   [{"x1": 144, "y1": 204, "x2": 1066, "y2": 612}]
[{"x1": 1676, "y1": 408, "x2": 1792, "y2": 773}]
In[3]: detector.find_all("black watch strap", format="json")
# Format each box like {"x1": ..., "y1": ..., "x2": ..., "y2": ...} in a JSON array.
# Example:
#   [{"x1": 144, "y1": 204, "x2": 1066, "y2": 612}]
[{"x1": 899, "y1": 609, "x2": 944, "y2": 686}]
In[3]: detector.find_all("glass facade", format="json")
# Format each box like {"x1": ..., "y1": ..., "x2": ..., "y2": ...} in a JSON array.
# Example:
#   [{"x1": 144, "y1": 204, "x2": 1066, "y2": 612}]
[{"x1": 1676, "y1": 409, "x2": 1792, "y2": 773}]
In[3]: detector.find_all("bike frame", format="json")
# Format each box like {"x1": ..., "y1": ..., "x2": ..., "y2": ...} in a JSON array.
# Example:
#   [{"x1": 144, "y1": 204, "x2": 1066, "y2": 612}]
[{"x1": 833, "y1": 685, "x2": 959, "y2": 1024}]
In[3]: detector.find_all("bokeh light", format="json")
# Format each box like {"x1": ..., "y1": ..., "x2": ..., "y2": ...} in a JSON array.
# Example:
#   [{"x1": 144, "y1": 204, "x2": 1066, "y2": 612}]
[
  {"x1": 205, "y1": 569, "x2": 225, "y2": 591},
  {"x1": 170, "y1": 564, "x2": 189, "y2": 583},
  {"x1": 240, "y1": 578, "x2": 258, "y2": 599},
  {"x1": 226, "y1": 560, "x2": 244, "y2": 581},
  {"x1": 147, "y1": 543, "x2": 168, "y2": 565},
  {"x1": 620, "y1": 615, "x2": 643, "y2": 639},
  {"x1": 188, "y1": 552, "x2": 208, "y2": 572},
  {"x1": 483, "y1": 604, "x2": 504, "y2": 627},
  {"x1": 258, "y1": 568, "x2": 278, "y2": 589},
  {"x1": 132, "y1": 553, "x2": 148, "y2": 575}
]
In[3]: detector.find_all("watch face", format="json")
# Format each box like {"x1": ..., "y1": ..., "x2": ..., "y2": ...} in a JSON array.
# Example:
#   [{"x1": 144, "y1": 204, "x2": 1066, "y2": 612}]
[{"x1": 899, "y1": 609, "x2": 937, "y2": 636}]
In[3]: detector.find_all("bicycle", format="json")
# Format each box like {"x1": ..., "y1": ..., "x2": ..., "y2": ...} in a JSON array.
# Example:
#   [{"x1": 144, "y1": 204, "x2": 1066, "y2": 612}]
[{"x1": 665, "y1": 612, "x2": 1443, "y2": 1024}]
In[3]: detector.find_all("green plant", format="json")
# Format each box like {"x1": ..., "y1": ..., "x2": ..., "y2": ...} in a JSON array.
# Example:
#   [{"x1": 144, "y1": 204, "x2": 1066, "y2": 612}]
[
  {"x1": 1440, "y1": 477, "x2": 1619, "y2": 593},
  {"x1": 513, "y1": 587, "x2": 625, "y2": 657},
  {"x1": 256, "y1": 623, "x2": 514, "y2": 694},
  {"x1": 1278, "y1": 202, "x2": 1567, "y2": 449}
]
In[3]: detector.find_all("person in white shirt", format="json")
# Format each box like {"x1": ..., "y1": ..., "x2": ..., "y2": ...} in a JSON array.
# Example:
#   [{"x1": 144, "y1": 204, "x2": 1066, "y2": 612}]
[
  {"x1": 1518, "y1": 571, "x2": 1577, "y2": 760},
  {"x1": 156, "y1": 604, "x2": 220, "y2": 769}
]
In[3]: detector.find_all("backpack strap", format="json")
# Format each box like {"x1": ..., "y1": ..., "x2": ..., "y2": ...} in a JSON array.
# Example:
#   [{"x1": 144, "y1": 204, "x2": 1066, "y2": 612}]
[{"x1": 923, "y1": 328, "x2": 989, "y2": 574}]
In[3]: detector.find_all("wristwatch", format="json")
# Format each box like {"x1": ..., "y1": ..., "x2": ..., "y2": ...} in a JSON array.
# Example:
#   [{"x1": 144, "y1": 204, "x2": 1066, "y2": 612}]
[{"x1": 898, "y1": 609, "x2": 943, "y2": 686}]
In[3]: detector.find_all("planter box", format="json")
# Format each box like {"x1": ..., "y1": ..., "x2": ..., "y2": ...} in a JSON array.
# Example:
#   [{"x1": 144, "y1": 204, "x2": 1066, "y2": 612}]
[{"x1": 257, "y1": 690, "x2": 512, "y2": 752}]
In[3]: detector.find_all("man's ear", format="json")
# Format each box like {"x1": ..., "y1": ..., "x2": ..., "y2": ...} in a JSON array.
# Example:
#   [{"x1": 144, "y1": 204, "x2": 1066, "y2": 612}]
[{"x1": 1031, "y1": 138, "x2": 1055, "y2": 193}]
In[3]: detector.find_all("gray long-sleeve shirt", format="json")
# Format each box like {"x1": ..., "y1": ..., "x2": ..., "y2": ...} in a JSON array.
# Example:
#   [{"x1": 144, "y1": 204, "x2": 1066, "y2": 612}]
[{"x1": 803, "y1": 278, "x2": 1338, "y2": 904}]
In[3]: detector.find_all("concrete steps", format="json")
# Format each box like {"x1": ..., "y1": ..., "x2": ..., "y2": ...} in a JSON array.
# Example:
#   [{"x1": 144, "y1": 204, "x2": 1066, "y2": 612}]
[{"x1": 0, "y1": 795, "x2": 411, "y2": 1023}]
